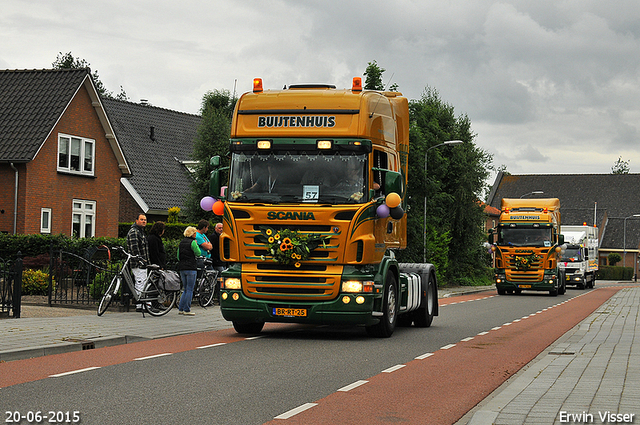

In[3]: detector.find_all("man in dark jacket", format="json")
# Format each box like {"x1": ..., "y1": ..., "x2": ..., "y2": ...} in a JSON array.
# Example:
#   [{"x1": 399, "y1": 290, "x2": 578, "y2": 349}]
[{"x1": 127, "y1": 213, "x2": 149, "y2": 311}]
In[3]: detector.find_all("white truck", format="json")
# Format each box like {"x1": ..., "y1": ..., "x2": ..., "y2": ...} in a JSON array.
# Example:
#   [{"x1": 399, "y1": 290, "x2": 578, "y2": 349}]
[{"x1": 559, "y1": 225, "x2": 599, "y2": 289}]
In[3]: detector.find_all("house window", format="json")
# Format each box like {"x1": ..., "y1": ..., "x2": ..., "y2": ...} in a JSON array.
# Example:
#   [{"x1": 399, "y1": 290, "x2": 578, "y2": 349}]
[
  {"x1": 41, "y1": 208, "x2": 52, "y2": 234},
  {"x1": 58, "y1": 134, "x2": 95, "y2": 175},
  {"x1": 72, "y1": 200, "x2": 95, "y2": 238}
]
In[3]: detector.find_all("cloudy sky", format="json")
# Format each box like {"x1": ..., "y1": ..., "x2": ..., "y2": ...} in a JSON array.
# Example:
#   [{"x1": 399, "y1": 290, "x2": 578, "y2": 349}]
[{"x1": 2, "y1": 0, "x2": 640, "y2": 188}]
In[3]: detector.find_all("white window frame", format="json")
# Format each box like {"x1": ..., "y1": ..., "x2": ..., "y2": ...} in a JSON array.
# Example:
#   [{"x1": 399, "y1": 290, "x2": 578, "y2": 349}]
[
  {"x1": 40, "y1": 208, "x2": 52, "y2": 234},
  {"x1": 72, "y1": 199, "x2": 96, "y2": 238},
  {"x1": 57, "y1": 133, "x2": 95, "y2": 176}
]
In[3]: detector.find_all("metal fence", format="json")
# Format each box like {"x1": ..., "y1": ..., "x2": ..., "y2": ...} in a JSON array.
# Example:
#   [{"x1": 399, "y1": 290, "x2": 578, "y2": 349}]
[
  {"x1": 0, "y1": 253, "x2": 23, "y2": 318},
  {"x1": 48, "y1": 246, "x2": 118, "y2": 307}
]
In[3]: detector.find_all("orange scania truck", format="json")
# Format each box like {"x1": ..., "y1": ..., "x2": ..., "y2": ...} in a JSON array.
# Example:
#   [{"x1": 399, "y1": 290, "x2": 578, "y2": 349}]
[
  {"x1": 208, "y1": 77, "x2": 438, "y2": 337},
  {"x1": 491, "y1": 198, "x2": 566, "y2": 296}
]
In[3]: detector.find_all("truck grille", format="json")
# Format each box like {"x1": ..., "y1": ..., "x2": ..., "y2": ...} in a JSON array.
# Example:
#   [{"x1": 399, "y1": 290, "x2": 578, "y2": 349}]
[{"x1": 242, "y1": 264, "x2": 343, "y2": 300}]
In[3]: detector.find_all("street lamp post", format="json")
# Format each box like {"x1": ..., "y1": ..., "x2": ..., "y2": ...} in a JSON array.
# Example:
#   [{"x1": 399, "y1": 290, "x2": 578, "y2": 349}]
[
  {"x1": 623, "y1": 214, "x2": 640, "y2": 268},
  {"x1": 519, "y1": 191, "x2": 544, "y2": 198},
  {"x1": 423, "y1": 140, "x2": 464, "y2": 263}
]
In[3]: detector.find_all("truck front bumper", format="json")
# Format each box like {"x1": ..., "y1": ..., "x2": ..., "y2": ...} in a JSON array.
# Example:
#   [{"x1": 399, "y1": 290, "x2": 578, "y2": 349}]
[
  {"x1": 495, "y1": 271, "x2": 559, "y2": 292},
  {"x1": 220, "y1": 290, "x2": 383, "y2": 326},
  {"x1": 565, "y1": 273, "x2": 585, "y2": 286}
]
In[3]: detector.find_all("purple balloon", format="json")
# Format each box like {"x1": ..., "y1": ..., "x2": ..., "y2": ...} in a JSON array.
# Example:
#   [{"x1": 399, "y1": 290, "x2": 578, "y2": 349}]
[
  {"x1": 200, "y1": 196, "x2": 215, "y2": 211},
  {"x1": 376, "y1": 203, "x2": 390, "y2": 218}
]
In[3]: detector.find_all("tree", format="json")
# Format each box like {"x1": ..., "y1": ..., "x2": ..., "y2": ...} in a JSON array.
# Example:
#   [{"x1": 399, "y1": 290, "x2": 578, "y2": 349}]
[
  {"x1": 396, "y1": 85, "x2": 493, "y2": 285},
  {"x1": 183, "y1": 90, "x2": 236, "y2": 222},
  {"x1": 611, "y1": 156, "x2": 630, "y2": 174},
  {"x1": 52, "y1": 52, "x2": 128, "y2": 100},
  {"x1": 363, "y1": 60, "x2": 398, "y2": 91}
]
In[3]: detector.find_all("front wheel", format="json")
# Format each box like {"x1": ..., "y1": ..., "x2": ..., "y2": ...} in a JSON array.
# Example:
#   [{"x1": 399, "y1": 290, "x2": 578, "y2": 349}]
[
  {"x1": 366, "y1": 274, "x2": 398, "y2": 338},
  {"x1": 198, "y1": 272, "x2": 217, "y2": 307},
  {"x1": 413, "y1": 272, "x2": 436, "y2": 327},
  {"x1": 97, "y1": 275, "x2": 120, "y2": 316},
  {"x1": 233, "y1": 321, "x2": 264, "y2": 334}
]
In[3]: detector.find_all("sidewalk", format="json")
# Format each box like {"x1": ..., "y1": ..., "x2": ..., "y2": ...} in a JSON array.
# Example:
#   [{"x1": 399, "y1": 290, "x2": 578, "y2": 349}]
[
  {"x1": 463, "y1": 285, "x2": 640, "y2": 424},
  {"x1": 0, "y1": 285, "x2": 492, "y2": 362}
]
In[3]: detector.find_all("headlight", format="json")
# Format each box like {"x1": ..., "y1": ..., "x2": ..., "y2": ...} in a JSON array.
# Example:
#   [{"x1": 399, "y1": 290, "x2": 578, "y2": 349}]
[
  {"x1": 341, "y1": 280, "x2": 374, "y2": 293},
  {"x1": 223, "y1": 277, "x2": 241, "y2": 290}
]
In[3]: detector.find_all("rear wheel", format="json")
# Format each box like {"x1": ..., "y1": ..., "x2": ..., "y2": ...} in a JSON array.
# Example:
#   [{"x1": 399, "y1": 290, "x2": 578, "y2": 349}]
[
  {"x1": 233, "y1": 321, "x2": 265, "y2": 334},
  {"x1": 97, "y1": 275, "x2": 119, "y2": 316},
  {"x1": 413, "y1": 272, "x2": 436, "y2": 328},
  {"x1": 366, "y1": 274, "x2": 398, "y2": 338},
  {"x1": 143, "y1": 278, "x2": 177, "y2": 316}
]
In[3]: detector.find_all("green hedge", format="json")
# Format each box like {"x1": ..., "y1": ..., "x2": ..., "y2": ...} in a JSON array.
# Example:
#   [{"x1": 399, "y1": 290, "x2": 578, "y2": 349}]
[
  {"x1": 596, "y1": 265, "x2": 635, "y2": 281},
  {"x1": 118, "y1": 222, "x2": 210, "y2": 241},
  {"x1": 0, "y1": 233, "x2": 181, "y2": 270}
]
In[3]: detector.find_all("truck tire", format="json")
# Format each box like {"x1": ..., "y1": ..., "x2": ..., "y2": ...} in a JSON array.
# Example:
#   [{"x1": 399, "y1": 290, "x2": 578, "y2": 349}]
[
  {"x1": 366, "y1": 274, "x2": 398, "y2": 338},
  {"x1": 558, "y1": 279, "x2": 566, "y2": 295},
  {"x1": 233, "y1": 321, "x2": 264, "y2": 334},
  {"x1": 413, "y1": 271, "x2": 436, "y2": 327}
]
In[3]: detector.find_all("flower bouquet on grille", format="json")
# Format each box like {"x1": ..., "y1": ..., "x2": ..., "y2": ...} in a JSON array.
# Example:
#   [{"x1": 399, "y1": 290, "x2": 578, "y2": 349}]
[
  {"x1": 514, "y1": 253, "x2": 541, "y2": 270},
  {"x1": 260, "y1": 227, "x2": 331, "y2": 267}
]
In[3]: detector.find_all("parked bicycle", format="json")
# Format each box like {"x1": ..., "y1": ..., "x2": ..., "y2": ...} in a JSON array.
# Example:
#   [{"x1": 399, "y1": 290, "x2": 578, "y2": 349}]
[
  {"x1": 97, "y1": 246, "x2": 178, "y2": 316},
  {"x1": 196, "y1": 258, "x2": 219, "y2": 308}
]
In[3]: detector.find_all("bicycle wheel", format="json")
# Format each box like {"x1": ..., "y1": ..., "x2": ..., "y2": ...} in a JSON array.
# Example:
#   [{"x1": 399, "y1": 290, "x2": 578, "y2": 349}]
[
  {"x1": 98, "y1": 275, "x2": 120, "y2": 316},
  {"x1": 198, "y1": 273, "x2": 217, "y2": 307},
  {"x1": 143, "y1": 282, "x2": 177, "y2": 316}
]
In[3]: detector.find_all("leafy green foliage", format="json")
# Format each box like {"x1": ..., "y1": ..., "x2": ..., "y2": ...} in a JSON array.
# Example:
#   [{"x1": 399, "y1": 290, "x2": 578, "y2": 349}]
[
  {"x1": 398, "y1": 86, "x2": 493, "y2": 285},
  {"x1": 21, "y1": 269, "x2": 54, "y2": 295},
  {"x1": 183, "y1": 90, "x2": 236, "y2": 222},
  {"x1": 167, "y1": 207, "x2": 181, "y2": 224},
  {"x1": 597, "y1": 265, "x2": 633, "y2": 280},
  {"x1": 611, "y1": 156, "x2": 630, "y2": 174},
  {"x1": 363, "y1": 60, "x2": 398, "y2": 91},
  {"x1": 608, "y1": 252, "x2": 622, "y2": 266},
  {"x1": 52, "y1": 52, "x2": 128, "y2": 100}
]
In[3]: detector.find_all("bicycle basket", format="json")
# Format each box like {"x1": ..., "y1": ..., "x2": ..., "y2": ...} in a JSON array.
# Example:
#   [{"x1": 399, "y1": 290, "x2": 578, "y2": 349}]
[{"x1": 161, "y1": 270, "x2": 182, "y2": 291}]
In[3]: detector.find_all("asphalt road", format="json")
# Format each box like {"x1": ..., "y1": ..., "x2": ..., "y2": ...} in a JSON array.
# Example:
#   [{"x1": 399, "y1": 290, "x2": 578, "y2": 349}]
[{"x1": 1, "y1": 286, "x2": 613, "y2": 425}]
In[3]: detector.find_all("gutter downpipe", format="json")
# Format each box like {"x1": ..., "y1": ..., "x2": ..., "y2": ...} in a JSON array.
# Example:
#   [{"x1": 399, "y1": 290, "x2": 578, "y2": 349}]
[{"x1": 10, "y1": 162, "x2": 18, "y2": 235}]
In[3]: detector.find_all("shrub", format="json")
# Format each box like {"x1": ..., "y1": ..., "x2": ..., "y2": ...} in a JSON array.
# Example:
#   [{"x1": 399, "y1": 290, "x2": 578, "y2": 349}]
[
  {"x1": 168, "y1": 207, "x2": 181, "y2": 224},
  {"x1": 21, "y1": 269, "x2": 54, "y2": 295},
  {"x1": 597, "y1": 265, "x2": 634, "y2": 280},
  {"x1": 608, "y1": 253, "x2": 621, "y2": 266}
]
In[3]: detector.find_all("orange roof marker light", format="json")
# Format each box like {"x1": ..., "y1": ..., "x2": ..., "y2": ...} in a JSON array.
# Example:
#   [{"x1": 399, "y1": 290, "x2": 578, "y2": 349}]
[
  {"x1": 352, "y1": 77, "x2": 362, "y2": 92},
  {"x1": 253, "y1": 78, "x2": 263, "y2": 93}
]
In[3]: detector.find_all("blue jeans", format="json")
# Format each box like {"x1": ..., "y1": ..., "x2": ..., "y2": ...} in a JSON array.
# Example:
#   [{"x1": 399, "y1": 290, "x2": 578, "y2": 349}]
[{"x1": 178, "y1": 270, "x2": 197, "y2": 312}]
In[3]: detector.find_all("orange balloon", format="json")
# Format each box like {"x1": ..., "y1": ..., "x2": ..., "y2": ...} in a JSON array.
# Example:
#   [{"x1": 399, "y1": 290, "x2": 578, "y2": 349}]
[
  {"x1": 212, "y1": 200, "x2": 224, "y2": 216},
  {"x1": 385, "y1": 192, "x2": 401, "y2": 208}
]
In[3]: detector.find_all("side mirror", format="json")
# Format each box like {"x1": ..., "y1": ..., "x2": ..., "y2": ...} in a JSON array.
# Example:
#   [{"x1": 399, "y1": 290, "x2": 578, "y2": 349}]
[
  {"x1": 384, "y1": 170, "x2": 404, "y2": 198},
  {"x1": 557, "y1": 234, "x2": 564, "y2": 245},
  {"x1": 209, "y1": 156, "x2": 229, "y2": 200}
]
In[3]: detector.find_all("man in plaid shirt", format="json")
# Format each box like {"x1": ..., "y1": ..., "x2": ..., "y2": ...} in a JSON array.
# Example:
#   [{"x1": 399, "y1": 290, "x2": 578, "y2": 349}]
[{"x1": 127, "y1": 213, "x2": 150, "y2": 311}]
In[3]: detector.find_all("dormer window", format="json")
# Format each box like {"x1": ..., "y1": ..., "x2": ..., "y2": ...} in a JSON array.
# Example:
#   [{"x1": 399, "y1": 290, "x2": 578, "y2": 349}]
[{"x1": 58, "y1": 134, "x2": 94, "y2": 176}]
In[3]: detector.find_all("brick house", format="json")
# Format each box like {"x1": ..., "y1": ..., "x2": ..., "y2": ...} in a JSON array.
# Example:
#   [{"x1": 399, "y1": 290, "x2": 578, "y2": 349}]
[
  {"x1": 487, "y1": 172, "x2": 640, "y2": 277},
  {"x1": 0, "y1": 69, "x2": 130, "y2": 237}
]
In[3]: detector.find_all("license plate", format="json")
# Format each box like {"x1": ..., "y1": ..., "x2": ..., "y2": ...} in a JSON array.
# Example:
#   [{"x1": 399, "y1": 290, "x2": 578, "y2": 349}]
[
  {"x1": 273, "y1": 308, "x2": 307, "y2": 317},
  {"x1": 518, "y1": 285, "x2": 532, "y2": 289}
]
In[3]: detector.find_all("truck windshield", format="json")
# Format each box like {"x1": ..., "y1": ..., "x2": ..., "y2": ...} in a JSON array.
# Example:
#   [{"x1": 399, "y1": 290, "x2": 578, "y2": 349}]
[
  {"x1": 228, "y1": 152, "x2": 368, "y2": 204},
  {"x1": 498, "y1": 227, "x2": 553, "y2": 247},
  {"x1": 561, "y1": 247, "x2": 583, "y2": 261}
]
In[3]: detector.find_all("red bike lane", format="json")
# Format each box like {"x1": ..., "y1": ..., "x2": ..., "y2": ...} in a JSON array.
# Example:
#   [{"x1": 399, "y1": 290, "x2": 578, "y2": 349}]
[{"x1": 263, "y1": 287, "x2": 619, "y2": 425}]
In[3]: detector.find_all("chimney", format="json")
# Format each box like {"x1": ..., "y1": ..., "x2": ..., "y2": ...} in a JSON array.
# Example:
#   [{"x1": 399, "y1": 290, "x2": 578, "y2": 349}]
[{"x1": 150, "y1": 126, "x2": 156, "y2": 142}]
